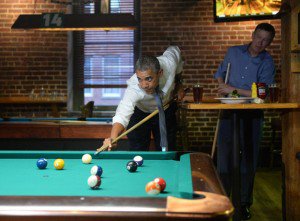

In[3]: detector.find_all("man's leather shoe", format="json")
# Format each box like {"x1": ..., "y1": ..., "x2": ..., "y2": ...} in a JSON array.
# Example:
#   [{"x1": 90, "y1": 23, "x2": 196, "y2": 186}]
[{"x1": 241, "y1": 205, "x2": 251, "y2": 220}]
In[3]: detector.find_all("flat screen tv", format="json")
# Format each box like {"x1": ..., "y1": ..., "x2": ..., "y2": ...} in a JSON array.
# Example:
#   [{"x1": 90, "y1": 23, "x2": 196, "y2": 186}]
[{"x1": 214, "y1": 0, "x2": 281, "y2": 22}]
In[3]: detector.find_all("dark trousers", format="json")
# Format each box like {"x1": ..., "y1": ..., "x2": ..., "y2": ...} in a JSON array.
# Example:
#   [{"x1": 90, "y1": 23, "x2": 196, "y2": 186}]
[
  {"x1": 217, "y1": 110, "x2": 263, "y2": 206},
  {"x1": 126, "y1": 102, "x2": 178, "y2": 151}
]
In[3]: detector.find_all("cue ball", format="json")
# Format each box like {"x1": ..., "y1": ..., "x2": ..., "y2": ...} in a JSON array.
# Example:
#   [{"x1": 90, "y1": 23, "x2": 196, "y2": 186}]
[
  {"x1": 133, "y1": 155, "x2": 143, "y2": 166},
  {"x1": 82, "y1": 154, "x2": 92, "y2": 164},
  {"x1": 154, "y1": 177, "x2": 166, "y2": 192},
  {"x1": 54, "y1": 158, "x2": 65, "y2": 170},
  {"x1": 90, "y1": 165, "x2": 103, "y2": 176},
  {"x1": 145, "y1": 181, "x2": 161, "y2": 195},
  {"x1": 126, "y1": 161, "x2": 138, "y2": 172},
  {"x1": 87, "y1": 175, "x2": 101, "y2": 189},
  {"x1": 36, "y1": 158, "x2": 48, "y2": 169}
]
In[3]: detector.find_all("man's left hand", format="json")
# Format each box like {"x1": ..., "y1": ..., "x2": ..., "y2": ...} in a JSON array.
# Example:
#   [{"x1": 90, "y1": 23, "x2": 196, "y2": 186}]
[{"x1": 176, "y1": 86, "x2": 186, "y2": 101}]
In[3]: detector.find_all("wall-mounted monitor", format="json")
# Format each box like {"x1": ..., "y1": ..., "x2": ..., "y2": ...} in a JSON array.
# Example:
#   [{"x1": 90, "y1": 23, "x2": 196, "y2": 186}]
[{"x1": 214, "y1": 0, "x2": 281, "y2": 22}]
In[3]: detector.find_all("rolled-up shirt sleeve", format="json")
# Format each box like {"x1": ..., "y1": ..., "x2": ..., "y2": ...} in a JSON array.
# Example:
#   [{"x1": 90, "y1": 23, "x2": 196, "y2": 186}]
[
  {"x1": 162, "y1": 46, "x2": 183, "y2": 74},
  {"x1": 159, "y1": 46, "x2": 183, "y2": 94}
]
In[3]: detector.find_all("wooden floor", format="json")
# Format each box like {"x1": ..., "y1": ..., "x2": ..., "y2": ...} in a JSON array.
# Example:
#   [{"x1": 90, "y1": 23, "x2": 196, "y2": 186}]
[{"x1": 251, "y1": 168, "x2": 282, "y2": 220}]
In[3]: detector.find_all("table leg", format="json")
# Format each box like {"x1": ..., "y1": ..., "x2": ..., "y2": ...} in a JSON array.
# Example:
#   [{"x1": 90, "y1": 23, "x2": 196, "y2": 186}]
[
  {"x1": 232, "y1": 111, "x2": 241, "y2": 221},
  {"x1": 179, "y1": 105, "x2": 190, "y2": 150},
  {"x1": 51, "y1": 103, "x2": 60, "y2": 117}
]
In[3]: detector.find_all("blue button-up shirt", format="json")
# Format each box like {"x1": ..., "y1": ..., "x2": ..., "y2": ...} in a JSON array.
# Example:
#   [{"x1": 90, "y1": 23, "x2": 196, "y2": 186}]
[{"x1": 214, "y1": 44, "x2": 275, "y2": 91}]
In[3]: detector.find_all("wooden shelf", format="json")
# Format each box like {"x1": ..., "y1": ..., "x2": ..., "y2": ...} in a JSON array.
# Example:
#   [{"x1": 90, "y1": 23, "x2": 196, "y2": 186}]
[
  {"x1": 0, "y1": 96, "x2": 67, "y2": 104},
  {"x1": 0, "y1": 97, "x2": 67, "y2": 117}
]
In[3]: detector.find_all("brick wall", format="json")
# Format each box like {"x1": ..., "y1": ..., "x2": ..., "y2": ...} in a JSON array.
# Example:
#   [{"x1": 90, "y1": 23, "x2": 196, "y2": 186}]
[
  {"x1": 0, "y1": 0, "x2": 68, "y2": 117},
  {"x1": 0, "y1": 0, "x2": 282, "y2": 158},
  {"x1": 0, "y1": 1, "x2": 68, "y2": 97}
]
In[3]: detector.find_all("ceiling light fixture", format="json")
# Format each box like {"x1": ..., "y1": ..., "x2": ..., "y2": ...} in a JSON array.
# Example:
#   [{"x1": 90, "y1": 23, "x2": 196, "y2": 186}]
[{"x1": 11, "y1": 13, "x2": 137, "y2": 31}]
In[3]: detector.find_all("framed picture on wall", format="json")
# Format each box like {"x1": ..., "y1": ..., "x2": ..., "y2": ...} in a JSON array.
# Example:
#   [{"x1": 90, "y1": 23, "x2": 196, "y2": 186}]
[{"x1": 214, "y1": 0, "x2": 282, "y2": 22}]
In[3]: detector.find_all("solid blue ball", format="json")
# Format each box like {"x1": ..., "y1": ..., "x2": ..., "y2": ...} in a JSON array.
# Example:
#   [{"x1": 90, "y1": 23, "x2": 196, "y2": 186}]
[
  {"x1": 36, "y1": 158, "x2": 48, "y2": 169},
  {"x1": 90, "y1": 165, "x2": 103, "y2": 176}
]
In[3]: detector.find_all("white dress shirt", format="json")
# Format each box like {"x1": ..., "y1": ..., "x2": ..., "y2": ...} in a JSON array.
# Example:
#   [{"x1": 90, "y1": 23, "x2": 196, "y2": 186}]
[{"x1": 112, "y1": 46, "x2": 183, "y2": 128}]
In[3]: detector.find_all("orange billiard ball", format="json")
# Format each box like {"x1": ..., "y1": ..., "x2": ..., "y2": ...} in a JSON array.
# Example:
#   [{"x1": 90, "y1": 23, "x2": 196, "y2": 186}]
[
  {"x1": 54, "y1": 159, "x2": 65, "y2": 170},
  {"x1": 145, "y1": 181, "x2": 161, "y2": 195}
]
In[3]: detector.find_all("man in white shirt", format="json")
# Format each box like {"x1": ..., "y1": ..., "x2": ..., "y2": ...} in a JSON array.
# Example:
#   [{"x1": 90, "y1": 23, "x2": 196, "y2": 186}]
[{"x1": 103, "y1": 46, "x2": 184, "y2": 151}]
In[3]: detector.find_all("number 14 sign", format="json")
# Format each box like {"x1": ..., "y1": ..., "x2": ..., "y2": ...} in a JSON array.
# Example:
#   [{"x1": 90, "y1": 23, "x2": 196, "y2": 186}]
[{"x1": 41, "y1": 13, "x2": 64, "y2": 28}]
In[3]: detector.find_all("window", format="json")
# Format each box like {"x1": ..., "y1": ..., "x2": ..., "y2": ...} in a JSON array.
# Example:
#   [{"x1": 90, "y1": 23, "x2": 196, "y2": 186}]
[
  {"x1": 102, "y1": 56, "x2": 121, "y2": 98},
  {"x1": 84, "y1": 57, "x2": 93, "y2": 97},
  {"x1": 72, "y1": 0, "x2": 139, "y2": 110}
]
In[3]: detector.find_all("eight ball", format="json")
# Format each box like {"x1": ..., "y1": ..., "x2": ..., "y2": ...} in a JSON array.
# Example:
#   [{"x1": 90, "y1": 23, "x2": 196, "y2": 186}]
[{"x1": 126, "y1": 161, "x2": 138, "y2": 172}]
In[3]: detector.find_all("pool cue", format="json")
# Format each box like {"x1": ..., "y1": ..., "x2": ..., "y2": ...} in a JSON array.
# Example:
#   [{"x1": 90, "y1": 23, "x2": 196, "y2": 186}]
[
  {"x1": 211, "y1": 63, "x2": 230, "y2": 158},
  {"x1": 94, "y1": 88, "x2": 190, "y2": 155}
]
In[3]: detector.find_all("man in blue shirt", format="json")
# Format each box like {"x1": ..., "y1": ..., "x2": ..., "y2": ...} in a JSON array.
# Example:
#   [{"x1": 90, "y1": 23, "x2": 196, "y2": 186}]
[{"x1": 214, "y1": 23, "x2": 276, "y2": 220}]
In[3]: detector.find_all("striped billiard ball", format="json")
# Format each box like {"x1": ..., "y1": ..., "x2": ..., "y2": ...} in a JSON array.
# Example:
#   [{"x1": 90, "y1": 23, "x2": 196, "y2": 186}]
[
  {"x1": 145, "y1": 181, "x2": 161, "y2": 195},
  {"x1": 154, "y1": 177, "x2": 166, "y2": 192},
  {"x1": 90, "y1": 165, "x2": 103, "y2": 176},
  {"x1": 87, "y1": 175, "x2": 101, "y2": 189},
  {"x1": 133, "y1": 155, "x2": 143, "y2": 166}
]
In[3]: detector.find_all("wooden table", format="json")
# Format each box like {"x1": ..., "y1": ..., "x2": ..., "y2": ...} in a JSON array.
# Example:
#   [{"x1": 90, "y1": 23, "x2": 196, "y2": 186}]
[
  {"x1": 0, "y1": 119, "x2": 113, "y2": 139},
  {"x1": 181, "y1": 102, "x2": 300, "y2": 221}
]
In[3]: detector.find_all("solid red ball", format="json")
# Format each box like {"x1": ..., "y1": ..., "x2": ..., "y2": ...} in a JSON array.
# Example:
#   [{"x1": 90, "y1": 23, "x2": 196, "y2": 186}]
[{"x1": 154, "y1": 177, "x2": 166, "y2": 192}]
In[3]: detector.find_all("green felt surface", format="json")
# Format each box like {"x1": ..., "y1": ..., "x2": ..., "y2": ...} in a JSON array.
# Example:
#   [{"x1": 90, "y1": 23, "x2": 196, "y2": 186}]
[{"x1": 0, "y1": 151, "x2": 192, "y2": 198}]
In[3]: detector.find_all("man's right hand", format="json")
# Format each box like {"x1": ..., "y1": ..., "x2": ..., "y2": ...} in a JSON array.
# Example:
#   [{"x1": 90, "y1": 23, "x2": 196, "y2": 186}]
[
  {"x1": 217, "y1": 83, "x2": 235, "y2": 96},
  {"x1": 103, "y1": 138, "x2": 117, "y2": 151}
]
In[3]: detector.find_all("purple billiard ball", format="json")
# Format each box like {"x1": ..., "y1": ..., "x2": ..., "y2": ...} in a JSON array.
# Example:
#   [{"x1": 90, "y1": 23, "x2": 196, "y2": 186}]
[
  {"x1": 90, "y1": 165, "x2": 103, "y2": 176},
  {"x1": 36, "y1": 158, "x2": 48, "y2": 169}
]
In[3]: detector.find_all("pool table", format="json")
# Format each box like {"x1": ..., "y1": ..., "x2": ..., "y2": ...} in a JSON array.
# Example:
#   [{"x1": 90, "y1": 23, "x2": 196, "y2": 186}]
[
  {"x1": 0, "y1": 117, "x2": 113, "y2": 139},
  {"x1": 0, "y1": 151, "x2": 233, "y2": 221}
]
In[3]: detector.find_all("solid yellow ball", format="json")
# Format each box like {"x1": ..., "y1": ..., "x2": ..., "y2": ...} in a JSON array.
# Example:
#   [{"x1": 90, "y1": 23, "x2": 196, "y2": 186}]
[{"x1": 54, "y1": 158, "x2": 65, "y2": 170}]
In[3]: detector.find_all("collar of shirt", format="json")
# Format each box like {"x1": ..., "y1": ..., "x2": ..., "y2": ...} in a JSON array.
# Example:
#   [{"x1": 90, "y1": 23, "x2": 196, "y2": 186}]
[{"x1": 242, "y1": 44, "x2": 267, "y2": 62}]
